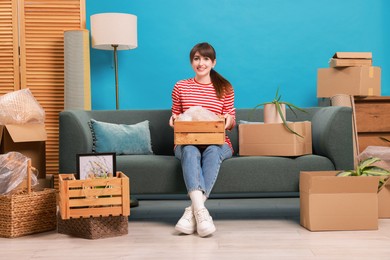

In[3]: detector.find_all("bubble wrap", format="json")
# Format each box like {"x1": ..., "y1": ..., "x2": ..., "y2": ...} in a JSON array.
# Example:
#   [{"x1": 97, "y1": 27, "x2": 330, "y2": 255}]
[
  {"x1": 0, "y1": 152, "x2": 38, "y2": 195},
  {"x1": 0, "y1": 88, "x2": 45, "y2": 124},
  {"x1": 176, "y1": 106, "x2": 220, "y2": 121}
]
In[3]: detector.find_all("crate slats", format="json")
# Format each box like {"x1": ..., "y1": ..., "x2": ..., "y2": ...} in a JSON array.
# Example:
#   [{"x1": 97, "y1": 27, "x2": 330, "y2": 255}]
[
  {"x1": 67, "y1": 206, "x2": 126, "y2": 219},
  {"x1": 174, "y1": 120, "x2": 225, "y2": 145}
]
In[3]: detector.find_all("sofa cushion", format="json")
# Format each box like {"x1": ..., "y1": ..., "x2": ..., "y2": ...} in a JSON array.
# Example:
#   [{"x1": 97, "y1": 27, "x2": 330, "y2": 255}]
[
  {"x1": 213, "y1": 155, "x2": 335, "y2": 194},
  {"x1": 117, "y1": 155, "x2": 186, "y2": 194},
  {"x1": 89, "y1": 119, "x2": 153, "y2": 155}
]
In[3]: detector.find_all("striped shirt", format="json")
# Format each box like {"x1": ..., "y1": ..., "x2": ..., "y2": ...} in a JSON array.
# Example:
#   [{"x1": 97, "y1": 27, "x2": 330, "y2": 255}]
[{"x1": 171, "y1": 78, "x2": 236, "y2": 150}]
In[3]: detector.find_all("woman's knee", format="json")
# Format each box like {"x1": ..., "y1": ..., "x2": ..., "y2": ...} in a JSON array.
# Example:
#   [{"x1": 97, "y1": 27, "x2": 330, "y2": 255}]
[{"x1": 182, "y1": 145, "x2": 201, "y2": 157}]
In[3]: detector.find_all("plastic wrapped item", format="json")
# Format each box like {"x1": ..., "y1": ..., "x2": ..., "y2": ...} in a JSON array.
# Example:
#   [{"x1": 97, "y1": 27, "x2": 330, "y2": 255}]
[
  {"x1": 176, "y1": 106, "x2": 220, "y2": 121},
  {"x1": 358, "y1": 146, "x2": 390, "y2": 171},
  {"x1": 0, "y1": 88, "x2": 45, "y2": 125},
  {"x1": 0, "y1": 152, "x2": 38, "y2": 195}
]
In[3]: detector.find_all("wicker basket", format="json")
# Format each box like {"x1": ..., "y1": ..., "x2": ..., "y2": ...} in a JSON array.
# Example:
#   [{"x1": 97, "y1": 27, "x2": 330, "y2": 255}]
[
  {"x1": 57, "y1": 215, "x2": 128, "y2": 239},
  {"x1": 0, "y1": 160, "x2": 57, "y2": 238}
]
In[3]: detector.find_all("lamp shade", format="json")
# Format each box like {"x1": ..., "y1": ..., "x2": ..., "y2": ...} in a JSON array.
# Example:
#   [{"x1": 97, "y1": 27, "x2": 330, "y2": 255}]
[{"x1": 90, "y1": 13, "x2": 137, "y2": 50}]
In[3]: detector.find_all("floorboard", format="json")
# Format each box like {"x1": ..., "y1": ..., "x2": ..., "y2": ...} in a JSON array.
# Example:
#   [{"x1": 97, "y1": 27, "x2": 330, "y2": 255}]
[{"x1": 1, "y1": 198, "x2": 390, "y2": 260}]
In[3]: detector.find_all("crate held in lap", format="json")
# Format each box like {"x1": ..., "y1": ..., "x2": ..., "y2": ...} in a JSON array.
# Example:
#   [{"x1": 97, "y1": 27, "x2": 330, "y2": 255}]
[{"x1": 174, "y1": 119, "x2": 225, "y2": 145}]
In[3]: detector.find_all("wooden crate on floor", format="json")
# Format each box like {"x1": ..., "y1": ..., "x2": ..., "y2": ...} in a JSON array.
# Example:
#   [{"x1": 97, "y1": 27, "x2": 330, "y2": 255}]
[{"x1": 58, "y1": 172, "x2": 130, "y2": 219}]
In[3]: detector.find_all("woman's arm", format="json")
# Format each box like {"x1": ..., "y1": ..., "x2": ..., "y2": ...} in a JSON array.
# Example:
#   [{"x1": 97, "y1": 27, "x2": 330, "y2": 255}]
[{"x1": 222, "y1": 89, "x2": 236, "y2": 130}]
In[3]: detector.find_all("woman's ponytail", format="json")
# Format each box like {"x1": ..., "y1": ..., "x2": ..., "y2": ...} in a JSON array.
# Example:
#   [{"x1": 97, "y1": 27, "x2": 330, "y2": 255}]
[{"x1": 210, "y1": 69, "x2": 232, "y2": 99}]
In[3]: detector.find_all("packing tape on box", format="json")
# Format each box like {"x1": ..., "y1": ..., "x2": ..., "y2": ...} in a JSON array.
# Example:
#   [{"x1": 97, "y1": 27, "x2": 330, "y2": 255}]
[{"x1": 369, "y1": 66, "x2": 374, "y2": 78}]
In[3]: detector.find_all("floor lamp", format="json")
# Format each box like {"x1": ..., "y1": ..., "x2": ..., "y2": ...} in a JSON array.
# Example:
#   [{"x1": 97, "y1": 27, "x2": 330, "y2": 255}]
[
  {"x1": 90, "y1": 13, "x2": 137, "y2": 110},
  {"x1": 90, "y1": 13, "x2": 139, "y2": 207}
]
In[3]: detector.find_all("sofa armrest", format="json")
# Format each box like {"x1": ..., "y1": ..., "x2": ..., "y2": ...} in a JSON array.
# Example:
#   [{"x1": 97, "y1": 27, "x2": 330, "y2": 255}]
[
  {"x1": 311, "y1": 106, "x2": 354, "y2": 170},
  {"x1": 59, "y1": 110, "x2": 94, "y2": 173}
]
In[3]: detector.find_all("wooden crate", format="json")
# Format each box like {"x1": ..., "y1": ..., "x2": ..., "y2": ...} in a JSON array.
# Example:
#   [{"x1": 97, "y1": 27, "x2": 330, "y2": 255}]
[
  {"x1": 58, "y1": 172, "x2": 130, "y2": 219},
  {"x1": 174, "y1": 120, "x2": 225, "y2": 145}
]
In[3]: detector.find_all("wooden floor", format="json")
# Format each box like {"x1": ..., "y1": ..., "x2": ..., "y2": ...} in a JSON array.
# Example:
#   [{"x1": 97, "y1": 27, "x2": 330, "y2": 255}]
[{"x1": 2, "y1": 198, "x2": 390, "y2": 260}]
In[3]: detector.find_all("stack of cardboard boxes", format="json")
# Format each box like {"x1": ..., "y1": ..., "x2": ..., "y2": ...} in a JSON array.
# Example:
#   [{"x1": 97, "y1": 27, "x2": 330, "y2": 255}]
[
  {"x1": 300, "y1": 52, "x2": 388, "y2": 231},
  {"x1": 317, "y1": 52, "x2": 381, "y2": 98}
]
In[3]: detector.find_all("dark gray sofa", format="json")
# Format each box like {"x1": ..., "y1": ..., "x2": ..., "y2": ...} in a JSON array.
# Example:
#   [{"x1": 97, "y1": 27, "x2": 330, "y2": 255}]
[{"x1": 59, "y1": 106, "x2": 354, "y2": 199}]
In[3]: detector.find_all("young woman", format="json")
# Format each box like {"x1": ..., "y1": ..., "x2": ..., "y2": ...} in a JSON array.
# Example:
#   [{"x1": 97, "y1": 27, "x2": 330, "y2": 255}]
[{"x1": 169, "y1": 42, "x2": 236, "y2": 237}]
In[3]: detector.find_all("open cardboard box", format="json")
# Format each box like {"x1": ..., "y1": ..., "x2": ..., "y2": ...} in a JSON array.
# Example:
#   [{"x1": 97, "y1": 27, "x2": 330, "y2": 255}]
[
  {"x1": 0, "y1": 124, "x2": 47, "y2": 178},
  {"x1": 378, "y1": 177, "x2": 390, "y2": 218},
  {"x1": 317, "y1": 66, "x2": 381, "y2": 98},
  {"x1": 238, "y1": 121, "x2": 312, "y2": 156},
  {"x1": 300, "y1": 171, "x2": 379, "y2": 231},
  {"x1": 329, "y1": 52, "x2": 372, "y2": 67}
]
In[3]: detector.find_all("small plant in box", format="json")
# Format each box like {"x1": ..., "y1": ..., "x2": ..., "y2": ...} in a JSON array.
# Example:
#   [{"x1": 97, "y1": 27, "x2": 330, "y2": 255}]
[
  {"x1": 253, "y1": 87, "x2": 307, "y2": 137},
  {"x1": 337, "y1": 157, "x2": 390, "y2": 189}
]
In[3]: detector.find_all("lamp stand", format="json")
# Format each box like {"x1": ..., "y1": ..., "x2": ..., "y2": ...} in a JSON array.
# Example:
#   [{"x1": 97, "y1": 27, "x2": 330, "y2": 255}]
[
  {"x1": 112, "y1": 44, "x2": 138, "y2": 207},
  {"x1": 112, "y1": 44, "x2": 120, "y2": 110}
]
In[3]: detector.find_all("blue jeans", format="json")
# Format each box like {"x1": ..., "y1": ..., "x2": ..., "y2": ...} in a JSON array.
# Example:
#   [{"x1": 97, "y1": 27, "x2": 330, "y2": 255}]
[{"x1": 174, "y1": 144, "x2": 233, "y2": 198}]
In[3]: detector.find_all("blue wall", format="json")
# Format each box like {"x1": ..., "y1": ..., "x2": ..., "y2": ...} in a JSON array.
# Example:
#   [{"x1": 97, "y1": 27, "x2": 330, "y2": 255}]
[{"x1": 86, "y1": 0, "x2": 389, "y2": 110}]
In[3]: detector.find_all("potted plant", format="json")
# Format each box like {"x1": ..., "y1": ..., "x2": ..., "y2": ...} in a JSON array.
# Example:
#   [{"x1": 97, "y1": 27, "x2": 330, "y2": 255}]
[
  {"x1": 337, "y1": 157, "x2": 390, "y2": 189},
  {"x1": 253, "y1": 87, "x2": 307, "y2": 137}
]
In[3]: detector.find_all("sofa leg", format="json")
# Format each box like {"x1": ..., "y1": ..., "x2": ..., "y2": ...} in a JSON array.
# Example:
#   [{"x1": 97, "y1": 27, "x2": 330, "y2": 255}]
[{"x1": 130, "y1": 198, "x2": 139, "y2": 208}]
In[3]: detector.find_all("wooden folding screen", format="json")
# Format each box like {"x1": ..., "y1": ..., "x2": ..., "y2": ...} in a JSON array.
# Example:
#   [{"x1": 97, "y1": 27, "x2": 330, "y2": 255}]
[
  {"x1": 0, "y1": 0, "x2": 20, "y2": 94},
  {"x1": 0, "y1": 0, "x2": 86, "y2": 180}
]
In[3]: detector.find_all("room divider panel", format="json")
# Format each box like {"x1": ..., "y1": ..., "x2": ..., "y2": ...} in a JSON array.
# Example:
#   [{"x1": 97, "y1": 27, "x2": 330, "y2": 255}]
[{"x1": 0, "y1": 0, "x2": 86, "y2": 183}]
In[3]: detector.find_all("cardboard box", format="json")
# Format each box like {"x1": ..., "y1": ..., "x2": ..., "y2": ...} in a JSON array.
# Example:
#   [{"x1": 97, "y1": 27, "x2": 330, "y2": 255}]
[
  {"x1": 317, "y1": 66, "x2": 381, "y2": 97},
  {"x1": 174, "y1": 120, "x2": 225, "y2": 145},
  {"x1": 0, "y1": 124, "x2": 47, "y2": 178},
  {"x1": 329, "y1": 52, "x2": 372, "y2": 67},
  {"x1": 300, "y1": 171, "x2": 379, "y2": 231},
  {"x1": 378, "y1": 178, "x2": 390, "y2": 218},
  {"x1": 238, "y1": 121, "x2": 312, "y2": 156}
]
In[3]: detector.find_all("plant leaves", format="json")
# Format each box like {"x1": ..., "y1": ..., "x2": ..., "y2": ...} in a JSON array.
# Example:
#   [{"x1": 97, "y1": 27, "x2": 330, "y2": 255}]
[
  {"x1": 378, "y1": 177, "x2": 390, "y2": 190},
  {"x1": 275, "y1": 101, "x2": 304, "y2": 138},
  {"x1": 336, "y1": 171, "x2": 355, "y2": 177},
  {"x1": 362, "y1": 166, "x2": 390, "y2": 176},
  {"x1": 284, "y1": 102, "x2": 307, "y2": 114},
  {"x1": 358, "y1": 157, "x2": 381, "y2": 170},
  {"x1": 251, "y1": 87, "x2": 307, "y2": 138}
]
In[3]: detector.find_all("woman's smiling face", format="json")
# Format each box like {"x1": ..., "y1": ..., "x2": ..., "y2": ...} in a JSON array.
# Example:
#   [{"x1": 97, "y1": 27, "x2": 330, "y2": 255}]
[{"x1": 191, "y1": 51, "x2": 216, "y2": 80}]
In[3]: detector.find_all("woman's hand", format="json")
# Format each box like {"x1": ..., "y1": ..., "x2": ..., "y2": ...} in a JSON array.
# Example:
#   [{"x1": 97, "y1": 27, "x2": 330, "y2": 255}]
[
  {"x1": 224, "y1": 113, "x2": 234, "y2": 130},
  {"x1": 169, "y1": 114, "x2": 178, "y2": 128}
]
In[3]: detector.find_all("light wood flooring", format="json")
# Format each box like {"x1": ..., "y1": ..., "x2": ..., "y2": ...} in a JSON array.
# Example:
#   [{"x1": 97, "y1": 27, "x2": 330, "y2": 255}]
[{"x1": 1, "y1": 197, "x2": 390, "y2": 260}]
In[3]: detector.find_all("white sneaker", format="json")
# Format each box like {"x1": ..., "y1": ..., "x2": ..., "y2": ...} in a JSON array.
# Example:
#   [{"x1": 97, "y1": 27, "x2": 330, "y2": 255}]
[
  {"x1": 194, "y1": 208, "x2": 216, "y2": 237},
  {"x1": 175, "y1": 206, "x2": 196, "y2": 234}
]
